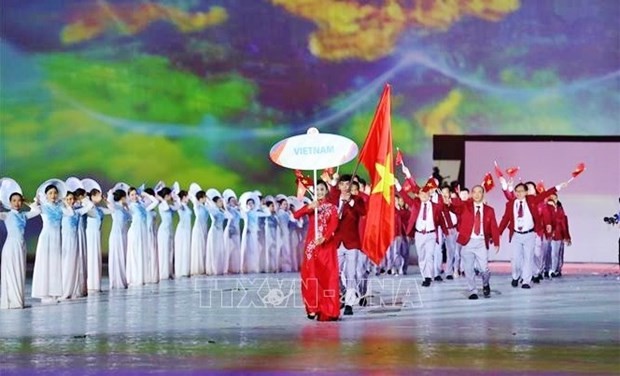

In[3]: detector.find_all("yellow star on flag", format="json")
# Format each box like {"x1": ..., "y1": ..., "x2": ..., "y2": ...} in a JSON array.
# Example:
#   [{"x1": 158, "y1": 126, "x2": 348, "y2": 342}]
[{"x1": 371, "y1": 152, "x2": 395, "y2": 203}]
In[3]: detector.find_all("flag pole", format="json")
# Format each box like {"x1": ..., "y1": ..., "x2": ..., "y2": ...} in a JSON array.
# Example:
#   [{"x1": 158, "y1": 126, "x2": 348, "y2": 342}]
[{"x1": 313, "y1": 168, "x2": 318, "y2": 241}]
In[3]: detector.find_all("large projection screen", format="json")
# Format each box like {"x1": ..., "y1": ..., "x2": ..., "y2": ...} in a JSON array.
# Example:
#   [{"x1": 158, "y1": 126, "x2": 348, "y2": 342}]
[{"x1": 464, "y1": 140, "x2": 619, "y2": 264}]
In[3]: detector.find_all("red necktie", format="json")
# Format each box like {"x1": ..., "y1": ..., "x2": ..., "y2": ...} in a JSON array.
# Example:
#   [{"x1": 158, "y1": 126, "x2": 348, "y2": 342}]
[
  {"x1": 422, "y1": 203, "x2": 427, "y2": 221},
  {"x1": 518, "y1": 201, "x2": 524, "y2": 218},
  {"x1": 474, "y1": 206, "x2": 481, "y2": 235}
]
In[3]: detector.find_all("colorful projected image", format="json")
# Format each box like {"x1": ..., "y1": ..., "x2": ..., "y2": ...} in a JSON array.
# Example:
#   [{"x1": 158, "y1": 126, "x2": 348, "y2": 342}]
[{"x1": 1, "y1": 0, "x2": 618, "y2": 195}]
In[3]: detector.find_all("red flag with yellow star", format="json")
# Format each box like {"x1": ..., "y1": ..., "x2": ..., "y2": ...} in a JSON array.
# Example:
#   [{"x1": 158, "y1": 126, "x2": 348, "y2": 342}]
[
  {"x1": 481, "y1": 172, "x2": 495, "y2": 192},
  {"x1": 358, "y1": 84, "x2": 395, "y2": 265}
]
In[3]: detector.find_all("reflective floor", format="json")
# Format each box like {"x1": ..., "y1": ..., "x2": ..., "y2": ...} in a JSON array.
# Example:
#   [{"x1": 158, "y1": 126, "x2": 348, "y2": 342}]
[{"x1": 1, "y1": 264, "x2": 619, "y2": 375}]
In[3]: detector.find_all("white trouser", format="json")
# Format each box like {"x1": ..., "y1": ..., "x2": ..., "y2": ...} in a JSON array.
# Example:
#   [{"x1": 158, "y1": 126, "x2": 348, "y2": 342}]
[
  {"x1": 541, "y1": 237, "x2": 553, "y2": 274},
  {"x1": 462, "y1": 238, "x2": 490, "y2": 293},
  {"x1": 433, "y1": 231, "x2": 444, "y2": 277},
  {"x1": 558, "y1": 242, "x2": 565, "y2": 273},
  {"x1": 357, "y1": 251, "x2": 370, "y2": 297},
  {"x1": 511, "y1": 232, "x2": 536, "y2": 284},
  {"x1": 551, "y1": 240, "x2": 563, "y2": 273},
  {"x1": 444, "y1": 229, "x2": 458, "y2": 275},
  {"x1": 415, "y1": 232, "x2": 436, "y2": 279},
  {"x1": 454, "y1": 243, "x2": 463, "y2": 274},
  {"x1": 338, "y1": 244, "x2": 361, "y2": 306},
  {"x1": 407, "y1": 237, "x2": 417, "y2": 273},
  {"x1": 532, "y1": 234, "x2": 543, "y2": 276}
]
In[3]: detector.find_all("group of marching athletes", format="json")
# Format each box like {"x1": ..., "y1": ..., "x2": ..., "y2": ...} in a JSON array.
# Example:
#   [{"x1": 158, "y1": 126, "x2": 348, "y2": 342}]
[
  {"x1": 386, "y1": 164, "x2": 572, "y2": 300},
  {"x1": 0, "y1": 164, "x2": 572, "y2": 314}
]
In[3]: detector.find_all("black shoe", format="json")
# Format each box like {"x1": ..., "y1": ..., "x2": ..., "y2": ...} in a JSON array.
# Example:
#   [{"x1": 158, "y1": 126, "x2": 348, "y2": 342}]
[
  {"x1": 544, "y1": 272, "x2": 550, "y2": 279},
  {"x1": 521, "y1": 284, "x2": 531, "y2": 289},
  {"x1": 511, "y1": 279, "x2": 519, "y2": 287},
  {"x1": 380, "y1": 268, "x2": 386, "y2": 275},
  {"x1": 474, "y1": 269, "x2": 480, "y2": 276},
  {"x1": 307, "y1": 313, "x2": 316, "y2": 320},
  {"x1": 483, "y1": 285, "x2": 491, "y2": 297},
  {"x1": 550, "y1": 272, "x2": 558, "y2": 278},
  {"x1": 359, "y1": 297, "x2": 368, "y2": 307},
  {"x1": 468, "y1": 294, "x2": 479, "y2": 300},
  {"x1": 532, "y1": 276, "x2": 540, "y2": 284},
  {"x1": 434, "y1": 276, "x2": 443, "y2": 282},
  {"x1": 556, "y1": 271, "x2": 562, "y2": 277},
  {"x1": 422, "y1": 278, "x2": 431, "y2": 287},
  {"x1": 387, "y1": 269, "x2": 393, "y2": 275},
  {"x1": 343, "y1": 305, "x2": 353, "y2": 315},
  {"x1": 446, "y1": 275, "x2": 454, "y2": 280}
]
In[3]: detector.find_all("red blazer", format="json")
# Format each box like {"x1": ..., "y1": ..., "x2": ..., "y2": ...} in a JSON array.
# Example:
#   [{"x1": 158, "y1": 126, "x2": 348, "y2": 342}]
[
  {"x1": 503, "y1": 187, "x2": 549, "y2": 236},
  {"x1": 400, "y1": 193, "x2": 447, "y2": 239},
  {"x1": 499, "y1": 187, "x2": 557, "y2": 241},
  {"x1": 327, "y1": 186, "x2": 366, "y2": 249},
  {"x1": 395, "y1": 206, "x2": 410, "y2": 237},
  {"x1": 449, "y1": 197, "x2": 500, "y2": 249},
  {"x1": 543, "y1": 203, "x2": 571, "y2": 241},
  {"x1": 439, "y1": 205, "x2": 456, "y2": 231}
]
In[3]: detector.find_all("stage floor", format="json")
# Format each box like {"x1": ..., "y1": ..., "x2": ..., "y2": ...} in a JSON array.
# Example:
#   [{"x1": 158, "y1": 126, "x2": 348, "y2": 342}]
[{"x1": 1, "y1": 264, "x2": 619, "y2": 375}]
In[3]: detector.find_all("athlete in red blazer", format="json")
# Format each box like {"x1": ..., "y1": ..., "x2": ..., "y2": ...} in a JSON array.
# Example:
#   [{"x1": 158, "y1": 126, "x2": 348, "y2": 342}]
[
  {"x1": 449, "y1": 193, "x2": 500, "y2": 251},
  {"x1": 326, "y1": 174, "x2": 366, "y2": 315},
  {"x1": 448, "y1": 185, "x2": 499, "y2": 299}
]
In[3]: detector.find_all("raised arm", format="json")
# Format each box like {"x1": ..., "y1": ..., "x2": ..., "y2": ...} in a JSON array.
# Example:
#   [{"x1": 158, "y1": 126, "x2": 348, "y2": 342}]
[{"x1": 293, "y1": 203, "x2": 315, "y2": 219}]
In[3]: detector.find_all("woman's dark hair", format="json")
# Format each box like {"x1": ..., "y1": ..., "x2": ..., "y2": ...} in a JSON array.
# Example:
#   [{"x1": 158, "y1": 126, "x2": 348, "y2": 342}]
[
  {"x1": 246, "y1": 198, "x2": 255, "y2": 205},
  {"x1": 158, "y1": 187, "x2": 172, "y2": 198},
  {"x1": 44, "y1": 184, "x2": 58, "y2": 194},
  {"x1": 113, "y1": 189, "x2": 127, "y2": 202},
  {"x1": 9, "y1": 192, "x2": 23, "y2": 201},
  {"x1": 88, "y1": 188, "x2": 101, "y2": 198},
  {"x1": 316, "y1": 180, "x2": 329, "y2": 190},
  {"x1": 213, "y1": 196, "x2": 221, "y2": 204},
  {"x1": 350, "y1": 181, "x2": 360, "y2": 190},
  {"x1": 128, "y1": 187, "x2": 137, "y2": 195},
  {"x1": 178, "y1": 190, "x2": 188, "y2": 199},
  {"x1": 196, "y1": 191, "x2": 206, "y2": 200},
  {"x1": 277, "y1": 198, "x2": 288, "y2": 205},
  {"x1": 144, "y1": 188, "x2": 155, "y2": 196},
  {"x1": 74, "y1": 188, "x2": 86, "y2": 197},
  {"x1": 66, "y1": 191, "x2": 75, "y2": 198}
]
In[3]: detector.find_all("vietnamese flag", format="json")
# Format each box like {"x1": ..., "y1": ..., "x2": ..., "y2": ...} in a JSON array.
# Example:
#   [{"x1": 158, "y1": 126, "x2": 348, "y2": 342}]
[
  {"x1": 505, "y1": 166, "x2": 520, "y2": 178},
  {"x1": 571, "y1": 162, "x2": 586, "y2": 178},
  {"x1": 494, "y1": 161, "x2": 504, "y2": 178},
  {"x1": 358, "y1": 84, "x2": 395, "y2": 265},
  {"x1": 482, "y1": 172, "x2": 495, "y2": 192},
  {"x1": 395, "y1": 148, "x2": 404, "y2": 166},
  {"x1": 422, "y1": 177, "x2": 438, "y2": 192}
]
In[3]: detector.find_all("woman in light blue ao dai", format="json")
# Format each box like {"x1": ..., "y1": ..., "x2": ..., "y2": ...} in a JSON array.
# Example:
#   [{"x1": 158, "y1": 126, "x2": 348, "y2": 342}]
[
  {"x1": 126, "y1": 187, "x2": 159, "y2": 287},
  {"x1": 156, "y1": 187, "x2": 178, "y2": 280},
  {"x1": 206, "y1": 194, "x2": 232, "y2": 276},
  {"x1": 32, "y1": 182, "x2": 65, "y2": 303},
  {"x1": 60, "y1": 191, "x2": 93, "y2": 300},
  {"x1": 174, "y1": 190, "x2": 192, "y2": 278},
  {"x1": 108, "y1": 189, "x2": 131, "y2": 289},
  {"x1": 190, "y1": 190, "x2": 208, "y2": 276},
  {"x1": 84, "y1": 188, "x2": 111, "y2": 293},
  {"x1": 0, "y1": 192, "x2": 40, "y2": 309}
]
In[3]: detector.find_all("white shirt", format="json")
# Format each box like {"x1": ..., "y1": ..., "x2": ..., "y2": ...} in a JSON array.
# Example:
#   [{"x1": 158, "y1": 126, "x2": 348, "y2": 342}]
[
  {"x1": 471, "y1": 204, "x2": 485, "y2": 239},
  {"x1": 415, "y1": 201, "x2": 435, "y2": 232},
  {"x1": 513, "y1": 199, "x2": 534, "y2": 231},
  {"x1": 449, "y1": 211, "x2": 458, "y2": 227}
]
